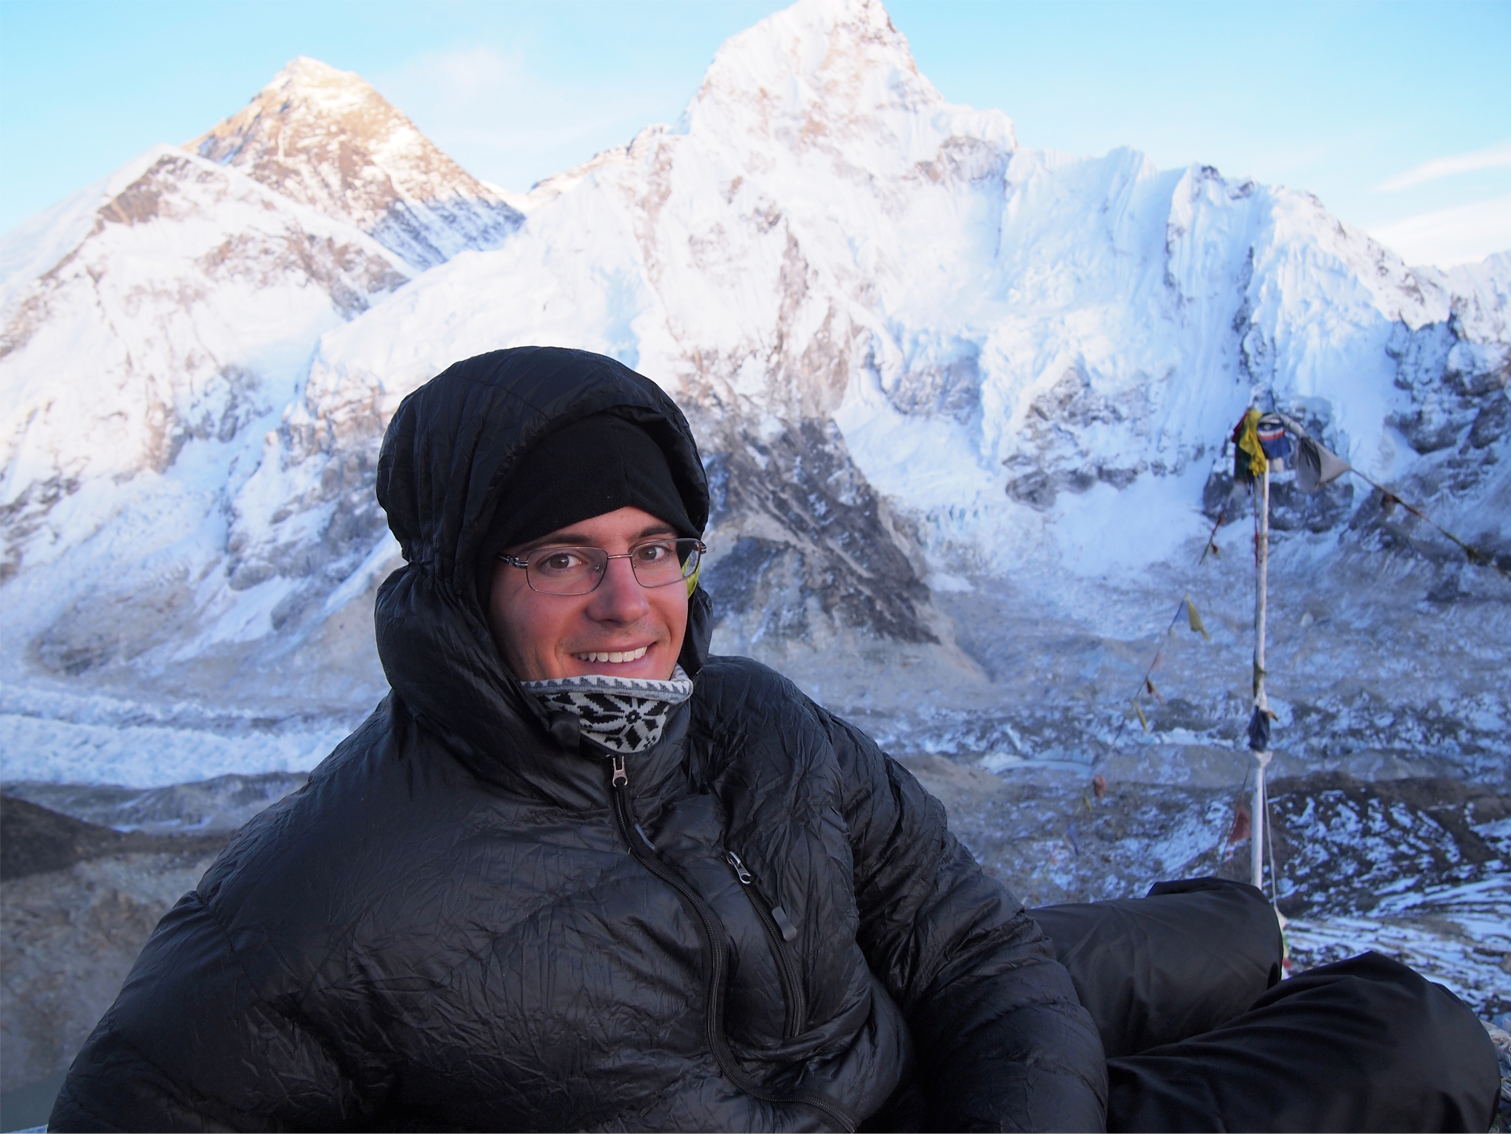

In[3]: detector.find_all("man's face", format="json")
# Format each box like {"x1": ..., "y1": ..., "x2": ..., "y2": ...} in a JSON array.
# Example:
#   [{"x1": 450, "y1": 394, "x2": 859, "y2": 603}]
[{"x1": 487, "y1": 506, "x2": 690, "y2": 682}]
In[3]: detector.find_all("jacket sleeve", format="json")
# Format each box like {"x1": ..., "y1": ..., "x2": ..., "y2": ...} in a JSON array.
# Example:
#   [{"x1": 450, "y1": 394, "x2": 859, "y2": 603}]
[
  {"x1": 821, "y1": 708, "x2": 1107, "y2": 1132},
  {"x1": 49, "y1": 889, "x2": 384, "y2": 1133}
]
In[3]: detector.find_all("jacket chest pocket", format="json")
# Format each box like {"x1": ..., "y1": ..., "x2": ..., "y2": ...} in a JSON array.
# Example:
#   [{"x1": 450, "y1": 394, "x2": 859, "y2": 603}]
[
  {"x1": 643, "y1": 793, "x2": 838, "y2": 1048},
  {"x1": 724, "y1": 849, "x2": 807, "y2": 1041},
  {"x1": 713, "y1": 831, "x2": 862, "y2": 1048}
]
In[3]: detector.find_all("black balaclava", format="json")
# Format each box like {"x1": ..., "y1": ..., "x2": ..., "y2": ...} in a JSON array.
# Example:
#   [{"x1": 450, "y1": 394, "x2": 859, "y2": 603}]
[{"x1": 482, "y1": 412, "x2": 697, "y2": 566}]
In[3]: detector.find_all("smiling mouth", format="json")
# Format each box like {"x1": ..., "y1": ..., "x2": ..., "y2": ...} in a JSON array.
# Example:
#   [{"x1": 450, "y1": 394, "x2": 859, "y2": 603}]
[{"x1": 573, "y1": 646, "x2": 650, "y2": 665}]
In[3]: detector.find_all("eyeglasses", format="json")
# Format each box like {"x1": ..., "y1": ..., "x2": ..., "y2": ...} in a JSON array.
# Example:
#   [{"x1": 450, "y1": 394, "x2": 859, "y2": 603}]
[{"x1": 498, "y1": 538, "x2": 705, "y2": 595}]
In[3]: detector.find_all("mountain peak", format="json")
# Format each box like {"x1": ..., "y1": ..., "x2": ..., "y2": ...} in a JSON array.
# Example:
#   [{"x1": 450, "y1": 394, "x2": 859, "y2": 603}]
[
  {"x1": 684, "y1": 0, "x2": 1013, "y2": 164},
  {"x1": 189, "y1": 57, "x2": 520, "y2": 268},
  {"x1": 707, "y1": 0, "x2": 919, "y2": 87},
  {"x1": 257, "y1": 57, "x2": 374, "y2": 112},
  {"x1": 279, "y1": 55, "x2": 346, "y2": 80}
]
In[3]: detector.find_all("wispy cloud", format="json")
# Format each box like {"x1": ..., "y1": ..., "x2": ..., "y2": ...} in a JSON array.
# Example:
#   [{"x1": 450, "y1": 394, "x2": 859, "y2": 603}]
[
  {"x1": 372, "y1": 46, "x2": 670, "y2": 193},
  {"x1": 1375, "y1": 139, "x2": 1511, "y2": 192},
  {"x1": 1369, "y1": 194, "x2": 1511, "y2": 268}
]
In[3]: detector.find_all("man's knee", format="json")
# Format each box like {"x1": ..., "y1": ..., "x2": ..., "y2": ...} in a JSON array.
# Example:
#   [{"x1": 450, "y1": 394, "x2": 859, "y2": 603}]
[
  {"x1": 1246, "y1": 951, "x2": 1499, "y2": 1131},
  {"x1": 1144, "y1": 876, "x2": 1284, "y2": 986},
  {"x1": 1250, "y1": 951, "x2": 1494, "y2": 1066},
  {"x1": 1032, "y1": 877, "x2": 1283, "y2": 1058}
]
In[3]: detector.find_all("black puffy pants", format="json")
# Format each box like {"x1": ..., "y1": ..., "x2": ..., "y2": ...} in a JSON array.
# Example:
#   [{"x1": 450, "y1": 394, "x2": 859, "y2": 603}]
[{"x1": 1031, "y1": 878, "x2": 1500, "y2": 1132}]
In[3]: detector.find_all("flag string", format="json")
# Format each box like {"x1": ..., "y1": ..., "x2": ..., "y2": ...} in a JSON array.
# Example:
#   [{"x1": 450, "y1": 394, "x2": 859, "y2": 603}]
[{"x1": 1344, "y1": 467, "x2": 1510, "y2": 582}]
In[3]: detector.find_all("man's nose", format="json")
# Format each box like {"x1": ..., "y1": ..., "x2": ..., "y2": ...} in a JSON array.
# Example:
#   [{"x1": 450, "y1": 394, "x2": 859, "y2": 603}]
[{"x1": 587, "y1": 556, "x2": 651, "y2": 620}]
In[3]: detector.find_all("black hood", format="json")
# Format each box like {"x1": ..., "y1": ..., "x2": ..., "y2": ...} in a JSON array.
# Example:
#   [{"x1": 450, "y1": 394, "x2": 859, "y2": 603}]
[{"x1": 372, "y1": 347, "x2": 714, "y2": 777}]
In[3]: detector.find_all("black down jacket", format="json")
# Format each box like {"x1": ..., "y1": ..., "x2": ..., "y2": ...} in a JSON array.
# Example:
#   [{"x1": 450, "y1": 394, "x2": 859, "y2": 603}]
[{"x1": 51, "y1": 348, "x2": 1106, "y2": 1132}]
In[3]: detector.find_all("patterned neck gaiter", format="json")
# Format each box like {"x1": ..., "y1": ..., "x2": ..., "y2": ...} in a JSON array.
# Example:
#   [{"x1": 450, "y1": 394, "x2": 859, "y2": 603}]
[{"x1": 521, "y1": 666, "x2": 694, "y2": 754}]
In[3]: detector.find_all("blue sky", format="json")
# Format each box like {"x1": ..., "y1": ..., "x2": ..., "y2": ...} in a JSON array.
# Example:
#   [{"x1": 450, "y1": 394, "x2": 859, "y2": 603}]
[{"x1": 2, "y1": 0, "x2": 1507, "y2": 266}]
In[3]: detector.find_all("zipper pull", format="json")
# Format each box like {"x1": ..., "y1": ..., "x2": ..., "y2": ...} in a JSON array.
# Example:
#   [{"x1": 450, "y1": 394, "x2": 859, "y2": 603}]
[
  {"x1": 770, "y1": 905, "x2": 799, "y2": 943},
  {"x1": 611, "y1": 753, "x2": 628, "y2": 787},
  {"x1": 725, "y1": 849, "x2": 753, "y2": 885}
]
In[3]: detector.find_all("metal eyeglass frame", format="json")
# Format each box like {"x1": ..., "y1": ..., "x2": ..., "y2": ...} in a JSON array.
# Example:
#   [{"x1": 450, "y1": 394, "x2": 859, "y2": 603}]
[{"x1": 497, "y1": 538, "x2": 705, "y2": 595}]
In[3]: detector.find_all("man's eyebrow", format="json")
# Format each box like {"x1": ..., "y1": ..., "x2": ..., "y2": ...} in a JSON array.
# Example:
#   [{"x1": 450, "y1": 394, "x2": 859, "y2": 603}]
[
  {"x1": 514, "y1": 531, "x2": 592, "y2": 554},
  {"x1": 513, "y1": 523, "x2": 679, "y2": 554},
  {"x1": 633, "y1": 523, "x2": 678, "y2": 540}
]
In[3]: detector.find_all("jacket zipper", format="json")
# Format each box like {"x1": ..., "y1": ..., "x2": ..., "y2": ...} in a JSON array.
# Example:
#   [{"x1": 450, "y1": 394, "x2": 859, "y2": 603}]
[
  {"x1": 604, "y1": 753, "x2": 856, "y2": 1131},
  {"x1": 725, "y1": 850, "x2": 807, "y2": 1041}
]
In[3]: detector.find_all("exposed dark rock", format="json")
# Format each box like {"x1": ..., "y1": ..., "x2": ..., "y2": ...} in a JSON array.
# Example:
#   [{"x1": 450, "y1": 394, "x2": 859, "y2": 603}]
[
  {"x1": 97, "y1": 157, "x2": 177, "y2": 226},
  {"x1": 1096, "y1": 465, "x2": 1140, "y2": 490},
  {"x1": 1026, "y1": 368, "x2": 1126, "y2": 429},
  {"x1": 1393, "y1": 402, "x2": 1464, "y2": 454},
  {"x1": 1, "y1": 796, "x2": 230, "y2": 881},
  {"x1": 914, "y1": 765, "x2": 1507, "y2": 921},
  {"x1": 1265, "y1": 772, "x2": 1510, "y2": 920},
  {"x1": 1202, "y1": 467, "x2": 1352, "y2": 533},
  {"x1": 882, "y1": 342, "x2": 982, "y2": 423},
  {"x1": 4, "y1": 772, "x2": 309, "y2": 837},
  {"x1": 1470, "y1": 393, "x2": 1510, "y2": 449},
  {"x1": 702, "y1": 536, "x2": 812, "y2": 644},
  {"x1": 1387, "y1": 318, "x2": 1509, "y2": 458},
  {"x1": 1267, "y1": 477, "x2": 1355, "y2": 533},
  {"x1": 1005, "y1": 469, "x2": 1056, "y2": 510},
  {"x1": 1347, "y1": 487, "x2": 1465, "y2": 565},
  {"x1": 1201, "y1": 469, "x2": 1250, "y2": 523},
  {"x1": 711, "y1": 419, "x2": 936, "y2": 643},
  {"x1": 1, "y1": 796, "x2": 238, "y2": 1093}
]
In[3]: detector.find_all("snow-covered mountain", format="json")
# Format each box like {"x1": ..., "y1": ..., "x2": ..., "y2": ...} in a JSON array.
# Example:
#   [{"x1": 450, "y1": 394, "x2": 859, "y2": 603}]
[
  {"x1": 1, "y1": 0, "x2": 1508, "y2": 790},
  {"x1": 0, "y1": 143, "x2": 410, "y2": 584},
  {"x1": 192, "y1": 57, "x2": 523, "y2": 269}
]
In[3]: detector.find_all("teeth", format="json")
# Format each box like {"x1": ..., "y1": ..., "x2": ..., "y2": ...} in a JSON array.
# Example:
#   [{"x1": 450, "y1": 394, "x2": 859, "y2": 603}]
[{"x1": 576, "y1": 646, "x2": 648, "y2": 664}]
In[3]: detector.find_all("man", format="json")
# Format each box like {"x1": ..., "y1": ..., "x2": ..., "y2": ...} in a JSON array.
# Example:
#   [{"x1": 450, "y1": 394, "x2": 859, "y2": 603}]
[{"x1": 52, "y1": 347, "x2": 1497, "y2": 1131}]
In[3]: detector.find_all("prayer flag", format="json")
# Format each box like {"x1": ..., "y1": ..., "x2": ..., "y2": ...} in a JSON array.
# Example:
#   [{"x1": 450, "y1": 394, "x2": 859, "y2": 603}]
[
  {"x1": 1185, "y1": 596, "x2": 1210, "y2": 640},
  {"x1": 1232, "y1": 408, "x2": 1267, "y2": 482}
]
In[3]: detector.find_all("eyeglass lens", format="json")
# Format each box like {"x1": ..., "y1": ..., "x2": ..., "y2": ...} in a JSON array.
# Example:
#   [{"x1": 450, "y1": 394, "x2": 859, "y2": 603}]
[{"x1": 526, "y1": 539, "x2": 701, "y2": 594}]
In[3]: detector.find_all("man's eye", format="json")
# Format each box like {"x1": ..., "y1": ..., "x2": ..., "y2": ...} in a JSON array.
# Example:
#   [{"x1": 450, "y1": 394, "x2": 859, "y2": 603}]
[
  {"x1": 538, "y1": 551, "x2": 584, "y2": 573},
  {"x1": 634, "y1": 542, "x2": 674, "y2": 562}
]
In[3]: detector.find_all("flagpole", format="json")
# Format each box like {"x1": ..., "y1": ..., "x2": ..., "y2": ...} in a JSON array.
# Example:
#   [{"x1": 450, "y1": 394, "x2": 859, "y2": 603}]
[{"x1": 1252, "y1": 463, "x2": 1272, "y2": 890}]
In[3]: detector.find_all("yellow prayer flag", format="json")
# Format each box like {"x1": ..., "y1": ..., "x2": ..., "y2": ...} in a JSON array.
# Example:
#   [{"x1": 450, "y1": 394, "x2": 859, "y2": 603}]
[
  {"x1": 1134, "y1": 700, "x2": 1149, "y2": 732},
  {"x1": 1236, "y1": 407, "x2": 1268, "y2": 478},
  {"x1": 1185, "y1": 595, "x2": 1211, "y2": 641}
]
